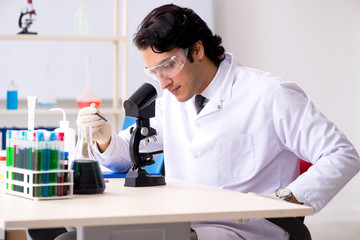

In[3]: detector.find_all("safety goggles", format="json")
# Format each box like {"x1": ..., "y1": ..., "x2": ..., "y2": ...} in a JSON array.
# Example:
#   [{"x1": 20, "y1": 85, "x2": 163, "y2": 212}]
[{"x1": 144, "y1": 48, "x2": 189, "y2": 82}]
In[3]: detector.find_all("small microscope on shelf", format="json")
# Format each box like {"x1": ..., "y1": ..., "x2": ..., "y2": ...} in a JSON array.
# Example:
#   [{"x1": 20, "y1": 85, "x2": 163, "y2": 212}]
[
  {"x1": 123, "y1": 83, "x2": 166, "y2": 187},
  {"x1": 18, "y1": 0, "x2": 37, "y2": 35}
]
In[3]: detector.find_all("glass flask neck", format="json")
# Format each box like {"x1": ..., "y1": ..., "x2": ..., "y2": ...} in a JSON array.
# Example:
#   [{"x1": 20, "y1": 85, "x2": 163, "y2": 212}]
[{"x1": 75, "y1": 124, "x2": 96, "y2": 161}]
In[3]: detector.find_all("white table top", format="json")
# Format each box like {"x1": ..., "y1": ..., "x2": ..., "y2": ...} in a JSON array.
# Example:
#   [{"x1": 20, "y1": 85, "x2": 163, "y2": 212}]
[{"x1": 0, "y1": 178, "x2": 313, "y2": 230}]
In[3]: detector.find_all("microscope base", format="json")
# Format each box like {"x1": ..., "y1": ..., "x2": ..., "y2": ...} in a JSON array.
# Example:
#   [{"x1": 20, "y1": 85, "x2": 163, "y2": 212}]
[{"x1": 124, "y1": 168, "x2": 166, "y2": 187}]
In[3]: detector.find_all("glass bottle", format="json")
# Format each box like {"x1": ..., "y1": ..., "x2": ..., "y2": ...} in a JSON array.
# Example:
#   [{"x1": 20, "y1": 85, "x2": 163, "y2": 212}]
[
  {"x1": 72, "y1": 124, "x2": 105, "y2": 194},
  {"x1": 6, "y1": 80, "x2": 18, "y2": 110},
  {"x1": 38, "y1": 63, "x2": 57, "y2": 109},
  {"x1": 76, "y1": 58, "x2": 101, "y2": 109},
  {"x1": 75, "y1": 5, "x2": 89, "y2": 36}
]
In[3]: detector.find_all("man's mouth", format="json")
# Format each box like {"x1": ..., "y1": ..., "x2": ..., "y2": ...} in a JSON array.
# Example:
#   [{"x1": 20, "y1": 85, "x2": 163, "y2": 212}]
[{"x1": 169, "y1": 86, "x2": 180, "y2": 95}]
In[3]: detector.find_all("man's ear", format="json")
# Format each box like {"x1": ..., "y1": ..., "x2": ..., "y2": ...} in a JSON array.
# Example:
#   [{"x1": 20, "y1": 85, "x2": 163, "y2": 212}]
[{"x1": 192, "y1": 40, "x2": 204, "y2": 60}]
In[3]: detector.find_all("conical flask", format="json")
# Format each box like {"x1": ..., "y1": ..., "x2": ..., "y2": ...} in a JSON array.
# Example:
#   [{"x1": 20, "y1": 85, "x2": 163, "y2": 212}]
[
  {"x1": 76, "y1": 58, "x2": 101, "y2": 109},
  {"x1": 38, "y1": 63, "x2": 57, "y2": 109},
  {"x1": 72, "y1": 124, "x2": 105, "y2": 194}
]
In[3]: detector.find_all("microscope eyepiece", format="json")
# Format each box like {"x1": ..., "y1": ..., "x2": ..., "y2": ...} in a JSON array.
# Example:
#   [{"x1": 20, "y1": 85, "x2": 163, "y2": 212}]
[{"x1": 123, "y1": 83, "x2": 157, "y2": 119}]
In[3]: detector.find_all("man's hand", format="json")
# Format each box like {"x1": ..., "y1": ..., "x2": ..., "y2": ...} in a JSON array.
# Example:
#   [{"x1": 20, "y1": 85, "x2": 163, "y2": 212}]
[{"x1": 76, "y1": 103, "x2": 112, "y2": 151}]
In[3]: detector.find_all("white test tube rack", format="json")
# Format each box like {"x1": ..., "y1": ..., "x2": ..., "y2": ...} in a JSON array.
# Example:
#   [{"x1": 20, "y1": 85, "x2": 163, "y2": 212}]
[{"x1": 4, "y1": 167, "x2": 73, "y2": 200}]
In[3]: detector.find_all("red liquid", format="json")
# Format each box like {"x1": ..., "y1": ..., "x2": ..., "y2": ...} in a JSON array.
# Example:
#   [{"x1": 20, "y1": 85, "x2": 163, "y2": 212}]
[{"x1": 76, "y1": 101, "x2": 101, "y2": 109}]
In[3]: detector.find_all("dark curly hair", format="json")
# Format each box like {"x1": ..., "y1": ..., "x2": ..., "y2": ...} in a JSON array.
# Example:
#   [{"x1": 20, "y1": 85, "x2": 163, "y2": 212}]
[{"x1": 133, "y1": 4, "x2": 225, "y2": 66}]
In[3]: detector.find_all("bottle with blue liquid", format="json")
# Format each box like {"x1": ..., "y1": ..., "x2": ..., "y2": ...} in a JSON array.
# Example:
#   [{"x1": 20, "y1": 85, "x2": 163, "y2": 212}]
[{"x1": 6, "y1": 80, "x2": 18, "y2": 110}]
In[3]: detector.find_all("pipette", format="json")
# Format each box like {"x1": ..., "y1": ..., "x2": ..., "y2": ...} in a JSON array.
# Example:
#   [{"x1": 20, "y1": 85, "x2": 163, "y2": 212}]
[{"x1": 27, "y1": 96, "x2": 37, "y2": 131}]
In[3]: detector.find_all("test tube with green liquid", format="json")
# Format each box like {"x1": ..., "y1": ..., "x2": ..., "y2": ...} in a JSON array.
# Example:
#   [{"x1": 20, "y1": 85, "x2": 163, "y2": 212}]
[
  {"x1": 49, "y1": 132, "x2": 58, "y2": 196},
  {"x1": 5, "y1": 130, "x2": 13, "y2": 190},
  {"x1": 6, "y1": 130, "x2": 13, "y2": 167},
  {"x1": 30, "y1": 131, "x2": 36, "y2": 171},
  {"x1": 13, "y1": 131, "x2": 20, "y2": 184},
  {"x1": 33, "y1": 131, "x2": 44, "y2": 197},
  {"x1": 26, "y1": 131, "x2": 34, "y2": 170},
  {"x1": 21, "y1": 130, "x2": 28, "y2": 170}
]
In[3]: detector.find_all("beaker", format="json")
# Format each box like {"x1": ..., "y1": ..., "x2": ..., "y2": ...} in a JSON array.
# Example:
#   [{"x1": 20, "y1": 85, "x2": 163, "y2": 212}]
[
  {"x1": 72, "y1": 124, "x2": 105, "y2": 194},
  {"x1": 76, "y1": 58, "x2": 101, "y2": 109}
]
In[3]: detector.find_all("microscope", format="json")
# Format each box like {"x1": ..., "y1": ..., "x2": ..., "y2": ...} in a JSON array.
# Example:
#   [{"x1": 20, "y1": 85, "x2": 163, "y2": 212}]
[
  {"x1": 123, "y1": 83, "x2": 166, "y2": 187},
  {"x1": 18, "y1": 0, "x2": 37, "y2": 35}
]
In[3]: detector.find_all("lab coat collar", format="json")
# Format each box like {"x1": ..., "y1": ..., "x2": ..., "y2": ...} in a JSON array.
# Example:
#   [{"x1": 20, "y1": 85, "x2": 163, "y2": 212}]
[{"x1": 190, "y1": 53, "x2": 237, "y2": 116}]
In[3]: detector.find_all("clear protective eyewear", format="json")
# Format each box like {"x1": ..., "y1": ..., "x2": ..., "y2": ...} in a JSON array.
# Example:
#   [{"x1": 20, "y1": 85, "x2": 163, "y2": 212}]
[{"x1": 144, "y1": 48, "x2": 189, "y2": 82}]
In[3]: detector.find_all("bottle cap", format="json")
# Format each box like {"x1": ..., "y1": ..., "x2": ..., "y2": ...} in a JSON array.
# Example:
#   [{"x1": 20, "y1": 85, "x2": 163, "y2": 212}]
[{"x1": 58, "y1": 132, "x2": 65, "y2": 141}]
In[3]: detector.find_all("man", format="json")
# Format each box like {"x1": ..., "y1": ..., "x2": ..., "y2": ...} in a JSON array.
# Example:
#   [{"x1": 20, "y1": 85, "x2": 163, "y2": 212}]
[{"x1": 77, "y1": 4, "x2": 360, "y2": 240}]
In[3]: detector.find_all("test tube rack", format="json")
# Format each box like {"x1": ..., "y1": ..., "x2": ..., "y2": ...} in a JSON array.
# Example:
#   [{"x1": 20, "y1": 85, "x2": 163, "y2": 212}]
[
  {"x1": 4, "y1": 167, "x2": 73, "y2": 200},
  {"x1": 5, "y1": 129, "x2": 74, "y2": 200}
]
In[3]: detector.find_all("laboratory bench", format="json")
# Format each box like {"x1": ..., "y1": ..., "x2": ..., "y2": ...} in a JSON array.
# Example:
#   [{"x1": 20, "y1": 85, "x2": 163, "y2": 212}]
[{"x1": 0, "y1": 177, "x2": 313, "y2": 240}]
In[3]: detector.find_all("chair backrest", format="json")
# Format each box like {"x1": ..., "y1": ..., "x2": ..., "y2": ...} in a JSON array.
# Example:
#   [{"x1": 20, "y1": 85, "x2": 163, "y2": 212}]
[
  {"x1": 300, "y1": 159, "x2": 312, "y2": 174},
  {"x1": 122, "y1": 116, "x2": 164, "y2": 175},
  {"x1": 266, "y1": 159, "x2": 313, "y2": 240}
]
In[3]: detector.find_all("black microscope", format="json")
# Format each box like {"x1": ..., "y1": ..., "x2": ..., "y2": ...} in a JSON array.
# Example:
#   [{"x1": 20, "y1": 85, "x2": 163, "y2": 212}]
[{"x1": 123, "y1": 83, "x2": 166, "y2": 187}]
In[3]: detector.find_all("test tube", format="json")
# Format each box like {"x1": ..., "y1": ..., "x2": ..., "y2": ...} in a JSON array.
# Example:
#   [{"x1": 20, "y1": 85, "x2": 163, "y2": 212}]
[
  {"x1": 29, "y1": 131, "x2": 36, "y2": 171},
  {"x1": 13, "y1": 131, "x2": 21, "y2": 185},
  {"x1": 49, "y1": 132, "x2": 58, "y2": 196},
  {"x1": 10, "y1": 130, "x2": 18, "y2": 188},
  {"x1": 26, "y1": 131, "x2": 32, "y2": 170},
  {"x1": 14, "y1": 130, "x2": 21, "y2": 169},
  {"x1": 41, "y1": 131, "x2": 51, "y2": 197},
  {"x1": 57, "y1": 132, "x2": 65, "y2": 196},
  {"x1": 6, "y1": 130, "x2": 13, "y2": 167},
  {"x1": 27, "y1": 96, "x2": 37, "y2": 131},
  {"x1": 33, "y1": 131, "x2": 43, "y2": 197},
  {"x1": 50, "y1": 132, "x2": 59, "y2": 170},
  {"x1": 5, "y1": 130, "x2": 13, "y2": 190},
  {"x1": 21, "y1": 131, "x2": 27, "y2": 170}
]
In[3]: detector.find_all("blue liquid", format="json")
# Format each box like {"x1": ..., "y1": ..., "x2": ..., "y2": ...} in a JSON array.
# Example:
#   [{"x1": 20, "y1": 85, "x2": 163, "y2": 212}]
[
  {"x1": 37, "y1": 102, "x2": 56, "y2": 109},
  {"x1": 6, "y1": 91, "x2": 18, "y2": 110}
]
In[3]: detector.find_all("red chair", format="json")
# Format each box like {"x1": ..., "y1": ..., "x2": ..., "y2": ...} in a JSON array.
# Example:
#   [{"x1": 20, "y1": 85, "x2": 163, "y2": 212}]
[
  {"x1": 266, "y1": 159, "x2": 313, "y2": 240},
  {"x1": 300, "y1": 159, "x2": 313, "y2": 174}
]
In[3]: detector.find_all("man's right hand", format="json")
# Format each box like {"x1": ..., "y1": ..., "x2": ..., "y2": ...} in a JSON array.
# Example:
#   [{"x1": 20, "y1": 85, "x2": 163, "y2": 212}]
[{"x1": 76, "y1": 103, "x2": 112, "y2": 151}]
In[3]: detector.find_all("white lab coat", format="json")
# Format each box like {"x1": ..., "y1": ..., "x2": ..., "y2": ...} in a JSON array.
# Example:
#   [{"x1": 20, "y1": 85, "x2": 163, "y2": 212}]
[{"x1": 98, "y1": 53, "x2": 360, "y2": 239}]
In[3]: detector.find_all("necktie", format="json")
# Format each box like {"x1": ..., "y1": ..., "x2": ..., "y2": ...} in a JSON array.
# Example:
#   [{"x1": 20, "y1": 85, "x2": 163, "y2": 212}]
[{"x1": 195, "y1": 95, "x2": 206, "y2": 114}]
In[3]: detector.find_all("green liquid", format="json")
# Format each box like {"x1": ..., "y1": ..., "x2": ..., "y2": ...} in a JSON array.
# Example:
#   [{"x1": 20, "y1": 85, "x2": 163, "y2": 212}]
[
  {"x1": 26, "y1": 147, "x2": 33, "y2": 170},
  {"x1": 6, "y1": 146, "x2": 13, "y2": 167},
  {"x1": 50, "y1": 150, "x2": 59, "y2": 170},
  {"x1": 35, "y1": 150, "x2": 42, "y2": 171}
]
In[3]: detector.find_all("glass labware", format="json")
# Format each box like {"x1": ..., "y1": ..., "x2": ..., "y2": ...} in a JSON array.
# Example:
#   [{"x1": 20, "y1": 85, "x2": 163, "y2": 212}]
[
  {"x1": 38, "y1": 63, "x2": 57, "y2": 109},
  {"x1": 6, "y1": 79, "x2": 18, "y2": 110},
  {"x1": 72, "y1": 124, "x2": 105, "y2": 194},
  {"x1": 76, "y1": 57, "x2": 101, "y2": 109}
]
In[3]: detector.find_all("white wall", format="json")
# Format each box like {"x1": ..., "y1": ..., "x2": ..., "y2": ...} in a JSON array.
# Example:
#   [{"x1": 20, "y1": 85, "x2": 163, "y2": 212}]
[{"x1": 213, "y1": 0, "x2": 360, "y2": 237}]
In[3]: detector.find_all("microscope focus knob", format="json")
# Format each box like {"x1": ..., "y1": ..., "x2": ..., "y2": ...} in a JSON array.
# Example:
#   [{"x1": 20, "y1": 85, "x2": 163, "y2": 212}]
[{"x1": 141, "y1": 127, "x2": 149, "y2": 137}]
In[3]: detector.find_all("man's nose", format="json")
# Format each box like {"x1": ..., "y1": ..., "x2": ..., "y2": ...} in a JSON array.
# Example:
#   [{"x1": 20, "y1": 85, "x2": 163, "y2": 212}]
[{"x1": 158, "y1": 76, "x2": 172, "y2": 89}]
